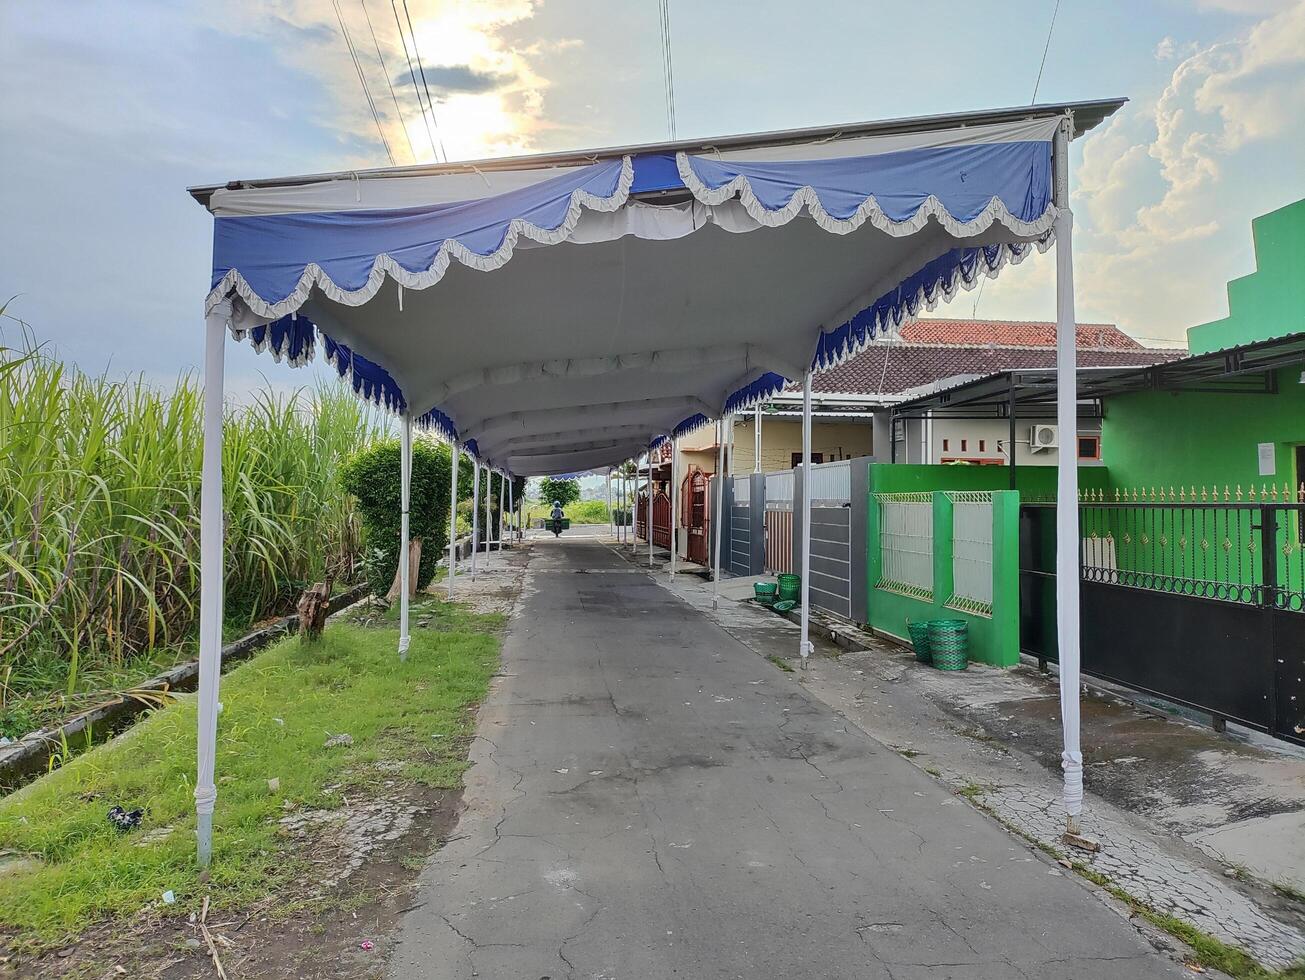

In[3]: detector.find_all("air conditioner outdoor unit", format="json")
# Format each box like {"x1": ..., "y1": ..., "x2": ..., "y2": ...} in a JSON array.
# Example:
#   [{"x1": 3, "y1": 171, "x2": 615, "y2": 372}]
[{"x1": 1029, "y1": 424, "x2": 1058, "y2": 452}]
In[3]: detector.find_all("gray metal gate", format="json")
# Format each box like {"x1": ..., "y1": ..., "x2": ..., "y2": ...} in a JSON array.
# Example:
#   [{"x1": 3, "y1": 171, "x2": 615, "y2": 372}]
[
  {"x1": 807, "y1": 460, "x2": 853, "y2": 619},
  {"x1": 729, "y1": 475, "x2": 753, "y2": 576}
]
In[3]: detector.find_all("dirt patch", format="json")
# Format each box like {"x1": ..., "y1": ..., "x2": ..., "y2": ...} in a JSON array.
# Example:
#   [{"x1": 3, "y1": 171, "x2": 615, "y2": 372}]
[{"x1": 5, "y1": 783, "x2": 464, "y2": 980}]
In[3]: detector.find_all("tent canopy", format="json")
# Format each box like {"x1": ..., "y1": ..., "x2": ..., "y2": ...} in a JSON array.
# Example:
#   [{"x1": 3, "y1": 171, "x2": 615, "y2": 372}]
[{"x1": 193, "y1": 99, "x2": 1122, "y2": 476}]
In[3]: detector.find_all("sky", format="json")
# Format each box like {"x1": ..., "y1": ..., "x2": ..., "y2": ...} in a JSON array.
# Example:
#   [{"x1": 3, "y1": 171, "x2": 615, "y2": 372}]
[{"x1": 2, "y1": 0, "x2": 1303, "y2": 398}]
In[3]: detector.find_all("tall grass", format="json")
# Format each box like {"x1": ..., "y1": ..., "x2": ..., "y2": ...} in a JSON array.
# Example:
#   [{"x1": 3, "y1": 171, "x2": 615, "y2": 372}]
[{"x1": 0, "y1": 334, "x2": 385, "y2": 707}]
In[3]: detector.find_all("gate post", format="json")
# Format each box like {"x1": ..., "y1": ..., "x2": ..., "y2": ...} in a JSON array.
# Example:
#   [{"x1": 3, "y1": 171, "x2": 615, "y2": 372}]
[
  {"x1": 849, "y1": 459, "x2": 870, "y2": 625},
  {"x1": 749, "y1": 472, "x2": 766, "y2": 576},
  {"x1": 793, "y1": 462, "x2": 806, "y2": 581}
]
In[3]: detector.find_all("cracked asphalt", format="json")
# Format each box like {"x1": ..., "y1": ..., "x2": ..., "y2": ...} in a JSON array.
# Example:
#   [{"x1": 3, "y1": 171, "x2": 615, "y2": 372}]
[{"x1": 387, "y1": 537, "x2": 1186, "y2": 978}]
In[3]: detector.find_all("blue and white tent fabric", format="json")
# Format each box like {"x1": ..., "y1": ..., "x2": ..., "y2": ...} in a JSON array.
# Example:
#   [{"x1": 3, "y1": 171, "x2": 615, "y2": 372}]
[{"x1": 197, "y1": 108, "x2": 1111, "y2": 476}]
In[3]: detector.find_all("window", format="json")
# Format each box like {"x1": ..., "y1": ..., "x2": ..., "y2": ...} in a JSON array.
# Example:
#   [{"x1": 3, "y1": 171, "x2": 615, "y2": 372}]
[
  {"x1": 978, "y1": 439, "x2": 986, "y2": 452},
  {"x1": 791, "y1": 452, "x2": 825, "y2": 467},
  {"x1": 942, "y1": 438, "x2": 950, "y2": 451},
  {"x1": 1077, "y1": 435, "x2": 1101, "y2": 461},
  {"x1": 960, "y1": 439, "x2": 968, "y2": 452}
]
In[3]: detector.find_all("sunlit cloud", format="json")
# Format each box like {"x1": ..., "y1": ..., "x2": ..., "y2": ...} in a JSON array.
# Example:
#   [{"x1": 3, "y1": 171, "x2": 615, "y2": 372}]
[
  {"x1": 961, "y1": 1, "x2": 1305, "y2": 346},
  {"x1": 210, "y1": 0, "x2": 564, "y2": 166}
]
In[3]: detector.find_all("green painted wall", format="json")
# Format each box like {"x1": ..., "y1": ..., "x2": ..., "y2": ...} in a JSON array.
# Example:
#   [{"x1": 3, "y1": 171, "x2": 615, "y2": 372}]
[
  {"x1": 865, "y1": 489, "x2": 1020, "y2": 667},
  {"x1": 1188, "y1": 198, "x2": 1305, "y2": 355},
  {"x1": 1101, "y1": 366, "x2": 1305, "y2": 495}
]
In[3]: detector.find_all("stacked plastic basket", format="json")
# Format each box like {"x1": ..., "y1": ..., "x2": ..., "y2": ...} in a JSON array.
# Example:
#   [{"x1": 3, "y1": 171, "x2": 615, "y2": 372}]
[
  {"x1": 753, "y1": 582, "x2": 778, "y2": 607},
  {"x1": 906, "y1": 618, "x2": 969, "y2": 670}
]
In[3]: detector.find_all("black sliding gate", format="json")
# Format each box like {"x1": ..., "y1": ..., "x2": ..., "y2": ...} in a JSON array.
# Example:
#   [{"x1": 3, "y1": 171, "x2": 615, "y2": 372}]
[{"x1": 1020, "y1": 500, "x2": 1305, "y2": 744}]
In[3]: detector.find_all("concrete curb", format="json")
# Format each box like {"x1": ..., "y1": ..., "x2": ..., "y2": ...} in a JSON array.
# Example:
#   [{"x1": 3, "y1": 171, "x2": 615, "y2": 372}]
[{"x1": 0, "y1": 582, "x2": 370, "y2": 792}]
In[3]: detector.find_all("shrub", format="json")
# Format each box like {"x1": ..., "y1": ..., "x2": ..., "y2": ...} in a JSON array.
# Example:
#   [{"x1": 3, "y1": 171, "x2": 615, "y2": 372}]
[{"x1": 341, "y1": 439, "x2": 453, "y2": 596}]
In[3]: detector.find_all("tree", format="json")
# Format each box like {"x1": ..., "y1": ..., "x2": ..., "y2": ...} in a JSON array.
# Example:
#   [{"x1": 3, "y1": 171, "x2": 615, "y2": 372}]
[
  {"x1": 538, "y1": 476, "x2": 580, "y2": 508},
  {"x1": 341, "y1": 438, "x2": 453, "y2": 598}
]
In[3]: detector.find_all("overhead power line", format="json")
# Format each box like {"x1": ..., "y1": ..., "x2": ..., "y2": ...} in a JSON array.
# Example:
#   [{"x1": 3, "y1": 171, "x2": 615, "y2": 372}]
[
  {"x1": 389, "y1": 0, "x2": 439, "y2": 161},
  {"x1": 400, "y1": 0, "x2": 449, "y2": 162},
  {"x1": 360, "y1": 0, "x2": 417, "y2": 164},
  {"x1": 1030, "y1": 0, "x2": 1061, "y2": 104},
  {"x1": 973, "y1": 0, "x2": 1063, "y2": 318},
  {"x1": 657, "y1": 0, "x2": 678, "y2": 140},
  {"x1": 331, "y1": 0, "x2": 396, "y2": 166}
]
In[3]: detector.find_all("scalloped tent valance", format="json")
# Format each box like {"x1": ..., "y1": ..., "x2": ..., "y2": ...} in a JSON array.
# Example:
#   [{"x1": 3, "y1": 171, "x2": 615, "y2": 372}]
[{"x1": 195, "y1": 104, "x2": 1118, "y2": 476}]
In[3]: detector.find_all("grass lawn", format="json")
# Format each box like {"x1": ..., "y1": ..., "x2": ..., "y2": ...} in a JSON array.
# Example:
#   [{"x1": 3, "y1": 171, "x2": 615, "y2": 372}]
[{"x1": 0, "y1": 603, "x2": 501, "y2": 951}]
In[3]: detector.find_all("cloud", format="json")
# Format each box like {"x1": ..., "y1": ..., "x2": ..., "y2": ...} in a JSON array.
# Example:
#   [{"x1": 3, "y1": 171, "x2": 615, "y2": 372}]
[
  {"x1": 969, "y1": 1, "x2": 1305, "y2": 344},
  {"x1": 394, "y1": 63, "x2": 513, "y2": 96},
  {"x1": 1154, "y1": 36, "x2": 1178, "y2": 60},
  {"x1": 207, "y1": 0, "x2": 562, "y2": 164}
]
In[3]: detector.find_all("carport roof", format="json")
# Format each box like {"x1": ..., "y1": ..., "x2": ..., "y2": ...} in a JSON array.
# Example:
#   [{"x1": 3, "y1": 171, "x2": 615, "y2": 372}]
[{"x1": 192, "y1": 99, "x2": 1124, "y2": 477}]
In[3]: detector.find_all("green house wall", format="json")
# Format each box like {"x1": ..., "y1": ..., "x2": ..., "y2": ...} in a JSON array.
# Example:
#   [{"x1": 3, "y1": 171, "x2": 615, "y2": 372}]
[
  {"x1": 1187, "y1": 198, "x2": 1305, "y2": 355},
  {"x1": 1101, "y1": 367, "x2": 1305, "y2": 494}
]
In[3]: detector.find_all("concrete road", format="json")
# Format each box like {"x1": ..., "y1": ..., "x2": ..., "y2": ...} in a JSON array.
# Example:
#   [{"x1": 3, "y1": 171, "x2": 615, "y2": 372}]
[{"x1": 389, "y1": 538, "x2": 1184, "y2": 979}]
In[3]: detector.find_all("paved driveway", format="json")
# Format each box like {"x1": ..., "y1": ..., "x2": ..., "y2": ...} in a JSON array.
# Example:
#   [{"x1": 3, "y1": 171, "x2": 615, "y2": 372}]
[{"x1": 389, "y1": 538, "x2": 1183, "y2": 979}]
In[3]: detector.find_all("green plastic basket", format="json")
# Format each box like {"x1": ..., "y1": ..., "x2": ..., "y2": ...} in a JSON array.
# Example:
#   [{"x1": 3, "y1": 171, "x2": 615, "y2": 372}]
[
  {"x1": 776, "y1": 573, "x2": 801, "y2": 601},
  {"x1": 906, "y1": 620, "x2": 932, "y2": 663},
  {"x1": 754, "y1": 582, "x2": 778, "y2": 607},
  {"x1": 928, "y1": 619, "x2": 969, "y2": 671},
  {"x1": 772, "y1": 599, "x2": 797, "y2": 613}
]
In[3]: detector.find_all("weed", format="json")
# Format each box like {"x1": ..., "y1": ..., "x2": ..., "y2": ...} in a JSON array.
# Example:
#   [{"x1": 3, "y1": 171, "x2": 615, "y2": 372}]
[
  {"x1": 766, "y1": 655, "x2": 795, "y2": 673},
  {"x1": 0, "y1": 619, "x2": 498, "y2": 948}
]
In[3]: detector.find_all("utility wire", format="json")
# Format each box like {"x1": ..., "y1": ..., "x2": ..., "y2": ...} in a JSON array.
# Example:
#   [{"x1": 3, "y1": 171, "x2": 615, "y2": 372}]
[
  {"x1": 1030, "y1": 0, "x2": 1062, "y2": 104},
  {"x1": 332, "y1": 0, "x2": 396, "y2": 166},
  {"x1": 658, "y1": 0, "x2": 677, "y2": 140},
  {"x1": 401, "y1": 0, "x2": 449, "y2": 162},
  {"x1": 360, "y1": 0, "x2": 417, "y2": 164},
  {"x1": 973, "y1": 0, "x2": 1062, "y2": 318},
  {"x1": 389, "y1": 0, "x2": 438, "y2": 161}
]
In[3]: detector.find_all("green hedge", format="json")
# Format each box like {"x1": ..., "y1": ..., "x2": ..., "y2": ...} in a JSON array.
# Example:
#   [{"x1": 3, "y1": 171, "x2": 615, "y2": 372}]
[{"x1": 342, "y1": 439, "x2": 453, "y2": 596}]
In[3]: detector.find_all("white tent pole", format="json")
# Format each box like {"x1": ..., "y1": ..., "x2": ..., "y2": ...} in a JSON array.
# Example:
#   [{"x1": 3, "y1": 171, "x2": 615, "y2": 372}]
[
  {"x1": 647, "y1": 440, "x2": 655, "y2": 568},
  {"x1": 497, "y1": 472, "x2": 505, "y2": 551},
  {"x1": 607, "y1": 469, "x2": 614, "y2": 539},
  {"x1": 447, "y1": 440, "x2": 459, "y2": 599},
  {"x1": 669, "y1": 436, "x2": 678, "y2": 578},
  {"x1": 712, "y1": 418, "x2": 726, "y2": 609},
  {"x1": 195, "y1": 311, "x2": 226, "y2": 868},
  {"x1": 799, "y1": 369, "x2": 814, "y2": 667},
  {"x1": 470, "y1": 461, "x2": 480, "y2": 578},
  {"x1": 398, "y1": 412, "x2": 412, "y2": 660},
  {"x1": 754, "y1": 403, "x2": 762, "y2": 473},
  {"x1": 506, "y1": 473, "x2": 514, "y2": 547},
  {"x1": 485, "y1": 466, "x2": 493, "y2": 554},
  {"x1": 1053, "y1": 116, "x2": 1085, "y2": 832}
]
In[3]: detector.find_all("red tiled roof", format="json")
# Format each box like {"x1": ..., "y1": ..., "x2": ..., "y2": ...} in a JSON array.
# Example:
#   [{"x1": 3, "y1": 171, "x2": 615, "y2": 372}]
[{"x1": 897, "y1": 318, "x2": 1144, "y2": 350}]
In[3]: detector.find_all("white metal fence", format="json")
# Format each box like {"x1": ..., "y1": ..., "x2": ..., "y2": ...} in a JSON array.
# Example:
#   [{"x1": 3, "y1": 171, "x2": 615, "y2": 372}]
[
  {"x1": 948, "y1": 491, "x2": 994, "y2": 615},
  {"x1": 808, "y1": 459, "x2": 851, "y2": 506},
  {"x1": 733, "y1": 475, "x2": 750, "y2": 505},
  {"x1": 875, "y1": 492, "x2": 933, "y2": 600},
  {"x1": 765, "y1": 470, "x2": 794, "y2": 510}
]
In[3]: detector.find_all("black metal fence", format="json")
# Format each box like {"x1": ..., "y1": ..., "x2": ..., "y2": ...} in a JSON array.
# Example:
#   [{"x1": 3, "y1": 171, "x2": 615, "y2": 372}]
[{"x1": 1020, "y1": 500, "x2": 1305, "y2": 744}]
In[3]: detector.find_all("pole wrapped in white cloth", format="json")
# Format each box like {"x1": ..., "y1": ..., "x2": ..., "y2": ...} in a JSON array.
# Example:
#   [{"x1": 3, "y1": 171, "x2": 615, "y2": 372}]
[
  {"x1": 712, "y1": 418, "x2": 726, "y2": 607},
  {"x1": 1053, "y1": 116, "x2": 1084, "y2": 823},
  {"x1": 798, "y1": 370, "x2": 814, "y2": 663},
  {"x1": 506, "y1": 472, "x2": 514, "y2": 546},
  {"x1": 398, "y1": 412, "x2": 412, "y2": 659},
  {"x1": 195, "y1": 310, "x2": 227, "y2": 867},
  {"x1": 607, "y1": 470, "x2": 614, "y2": 539},
  {"x1": 485, "y1": 466, "x2": 493, "y2": 554},
  {"x1": 448, "y1": 440, "x2": 459, "y2": 598},
  {"x1": 647, "y1": 440, "x2": 654, "y2": 568},
  {"x1": 669, "y1": 436, "x2": 678, "y2": 578},
  {"x1": 754, "y1": 404, "x2": 762, "y2": 473}
]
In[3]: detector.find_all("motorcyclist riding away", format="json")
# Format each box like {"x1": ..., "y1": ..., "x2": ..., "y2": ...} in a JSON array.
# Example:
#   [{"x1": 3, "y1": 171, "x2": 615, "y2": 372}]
[{"x1": 549, "y1": 500, "x2": 564, "y2": 521}]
